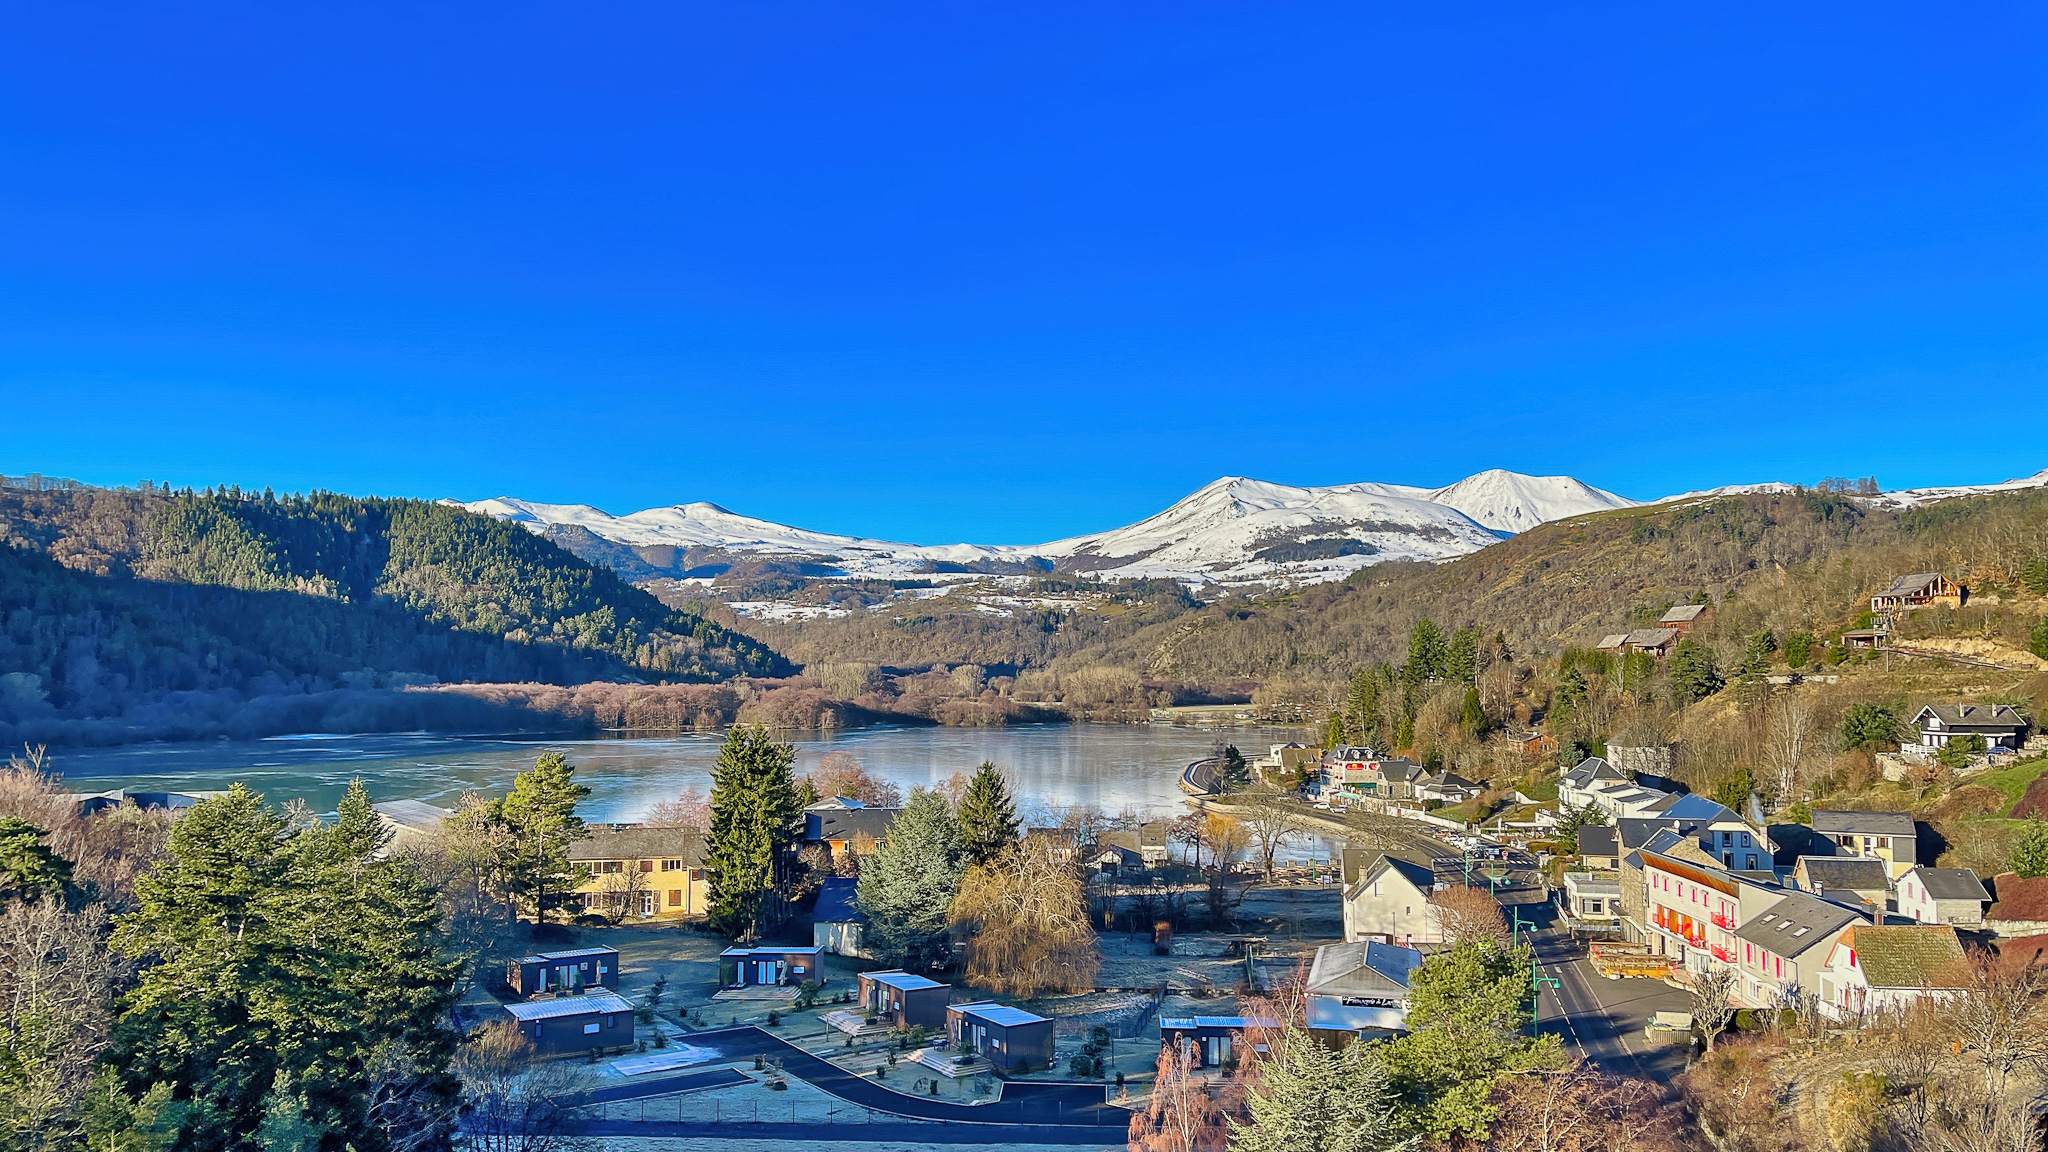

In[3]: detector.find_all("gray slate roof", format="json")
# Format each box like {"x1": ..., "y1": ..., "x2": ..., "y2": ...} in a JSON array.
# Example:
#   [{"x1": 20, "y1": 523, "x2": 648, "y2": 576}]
[
  {"x1": 1577, "y1": 826, "x2": 1620, "y2": 858},
  {"x1": 1306, "y1": 941, "x2": 1422, "y2": 998},
  {"x1": 568, "y1": 827, "x2": 705, "y2": 865},
  {"x1": 1906, "y1": 866, "x2": 1990, "y2": 902},
  {"x1": 806, "y1": 807, "x2": 898, "y2": 843},
  {"x1": 1735, "y1": 893, "x2": 1865, "y2": 959},
  {"x1": 1797, "y1": 856, "x2": 1892, "y2": 893},
  {"x1": 813, "y1": 875, "x2": 864, "y2": 923},
  {"x1": 1916, "y1": 704, "x2": 2029, "y2": 733},
  {"x1": 1881, "y1": 573, "x2": 1945, "y2": 596},
  {"x1": 1811, "y1": 810, "x2": 1915, "y2": 837}
]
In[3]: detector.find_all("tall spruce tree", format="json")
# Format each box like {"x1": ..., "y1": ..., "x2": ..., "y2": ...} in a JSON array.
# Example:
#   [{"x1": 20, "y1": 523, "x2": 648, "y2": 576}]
[
  {"x1": 1230, "y1": 1026, "x2": 1416, "y2": 1152},
  {"x1": 956, "y1": 762, "x2": 1020, "y2": 867},
  {"x1": 704, "y1": 726, "x2": 804, "y2": 941},
  {"x1": 1407, "y1": 619, "x2": 1447, "y2": 683},
  {"x1": 1220, "y1": 745, "x2": 1251, "y2": 793},
  {"x1": 857, "y1": 787, "x2": 965, "y2": 968},
  {"x1": 110, "y1": 780, "x2": 460, "y2": 1152},
  {"x1": 1345, "y1": 668, "x2": 1381, "y2": 747},
  {"x1": 1669, "y1": 637, "x2": 1724, "y2": 703},
  {"x1": 493, "y1": 752, "x2": 590, "y2": 922}
]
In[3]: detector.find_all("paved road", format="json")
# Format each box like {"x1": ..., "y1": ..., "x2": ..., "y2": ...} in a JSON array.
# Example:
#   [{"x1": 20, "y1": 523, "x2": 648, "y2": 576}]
[
  {"x1": 599, "y1": 1025, "x2": 1131, "y2": 1130},
  {"x1": 586, "y1": 1067, "x2": 748, "y2": 1104},
  {"x1": 1523, "y1": 903, "x2": 1693, "y2": 1080}
]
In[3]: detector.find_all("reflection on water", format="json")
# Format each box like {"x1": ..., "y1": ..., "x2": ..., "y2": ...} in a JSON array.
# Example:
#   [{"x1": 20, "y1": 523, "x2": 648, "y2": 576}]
[{"x1": 46, "y1": 724, "x2": 1307, "y2": 826}]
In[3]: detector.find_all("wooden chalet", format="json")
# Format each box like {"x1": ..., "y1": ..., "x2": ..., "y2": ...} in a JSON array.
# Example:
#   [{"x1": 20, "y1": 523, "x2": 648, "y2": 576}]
[
  {"x1": 1872, "y1": 573, "x2": 1964, "y2": 613},
  {"x1": 1658, "y1": 603, "x2": 1714, "y2": 632}
]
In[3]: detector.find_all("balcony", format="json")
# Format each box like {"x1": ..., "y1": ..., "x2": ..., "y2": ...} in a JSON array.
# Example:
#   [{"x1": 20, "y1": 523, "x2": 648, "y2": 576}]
[
  {"x1": 1711, "y1": 945, "x2": 1734, "y2": 963},
  {"x1": 1712, "y1": 911, "x2": 1735, "y2": 930}
]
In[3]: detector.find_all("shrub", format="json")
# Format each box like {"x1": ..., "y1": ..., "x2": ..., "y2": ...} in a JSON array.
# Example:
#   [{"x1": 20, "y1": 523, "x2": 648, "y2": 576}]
[
  {"x1": 766, "y1": 1010, "x2": 781, "y2": 1027},
  {"x1": 1069, "y1": 1054, "x2": 1097, "y2": 1077}
]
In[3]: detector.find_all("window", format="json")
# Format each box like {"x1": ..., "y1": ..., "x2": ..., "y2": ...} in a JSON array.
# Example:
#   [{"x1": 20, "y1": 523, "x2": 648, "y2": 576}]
[
  {"x1": 595, "y1": 861, "x2": 623, "y2": 874},
  {"x1": 663, "y1": 859, "x2": 683, "y2": 871},
  {"x1": 604, "y1": 1015, "x2": 616, "y2": 1027},
  {"x1": 639, "y1": 859, "x2": 655, "y2": 873},
  {"x1": 583, "y1": 1022, "x2": 600, "y2": 1035},
  {"x1": 669, "y1": 889, "x2": 683, "y2": 907}
]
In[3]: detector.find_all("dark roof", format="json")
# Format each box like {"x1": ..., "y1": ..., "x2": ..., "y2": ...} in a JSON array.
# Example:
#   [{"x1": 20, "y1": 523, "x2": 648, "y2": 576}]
[
  {"x1": 813, "y1": 875, "x2": 864, "y2": 923},
  {"x1": 1306, "y1": 940, "x2": 1422, "y2": 998},
  {"x1": 1796, "y1": 856, "x2": 1891, "y2": 893},
  {"x1": 1430, "y1": 772, "x2": 1479, "y2": 789},
  {"x1": 1625, "y1": 628, "x2": 1681, "y2": 647},
  {"x1": 1563, "y1": 757, "x2": 1627, "y2": 787},
  {"x1": 1734, "y1": 893, "x2": 1865, "y2": 959},
  {"x1": 1811, "y1": 810, "x2": 1915, "y2": 837},
  {"x1": 806, "y1": 807, "x2": 898, "y2": 843},
  {"x1": 1881, "y1": 573, "x2": 1945, "y2": 596},
  {"x1": 1841, "y1": 925, "x2": 1968, "y2": 989},
  {"x1": 1905, "y1": 866, "x2": 1989, "y2": 903},
  {"x1": 1989, "y1": 874, "x2": 2048, "y2": 922},
  {"x1": 1361, "y1": 854, "x2": 1436, "y2": 895},
  {"x1": 1616, "y1": 817, "x2": 1691, "y2": 850},
  {"x1": 1577, "y1": 826, "x2": 1620, "y2": 858},
  {"x1": 1915, "y1": 704, "x2": 2030, "y2": 733},
  {"x1": 568, "y1": 827, "x2": 706, "y2": 865}
]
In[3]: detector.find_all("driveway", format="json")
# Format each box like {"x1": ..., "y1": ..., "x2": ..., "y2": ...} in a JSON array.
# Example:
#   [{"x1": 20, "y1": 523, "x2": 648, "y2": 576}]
[
  {"x1": 593, "y1": 1025, "x2": 1132, "y2": 1130},
  {"x1": 1523, "y1": 904, "x2": 1694, "y2": 1080}
]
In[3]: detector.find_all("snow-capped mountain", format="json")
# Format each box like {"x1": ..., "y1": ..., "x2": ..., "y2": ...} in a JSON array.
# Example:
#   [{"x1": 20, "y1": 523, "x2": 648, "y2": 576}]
[
  {"x1": 1877, "y1": 468, "x2": 2048, "y2": 507},
  {"x1": 454, "y1": 468, "x2": 1629, "y2": 587},
  {"x1": 1020, "y1": 476, "x2": 1506, "y2": 582},
  {"x1": 1420, "y1": 469, "x2": 1638, "y2": 533}
]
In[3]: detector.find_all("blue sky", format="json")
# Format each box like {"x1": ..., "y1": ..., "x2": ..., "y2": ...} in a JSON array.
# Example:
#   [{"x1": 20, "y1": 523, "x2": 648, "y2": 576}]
[{"x1": 3, "y1": 3, "x2": 2045, "y2": 544}]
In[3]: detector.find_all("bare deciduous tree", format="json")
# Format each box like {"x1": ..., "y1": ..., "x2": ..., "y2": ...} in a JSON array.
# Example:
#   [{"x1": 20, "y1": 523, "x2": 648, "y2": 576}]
[
  {"x1": 1235, "y1": 787, "x2": 1307, "y2": 879},
  {"x1": 1761, "y1": 692, "x2": 1818, "y2": 805},
  {"x1": 1128, "y1": 1041, "x2": 1225, "y2": 1152},
  {"x1": 0, "y1": 901, "x2": 121, "y2": 1141},
  {"x1": 642, "y1": 784, "x2": 710, "y2": 831},
  {"x1": 1430, "y1": 884, "x2": 1510, "y2": 949},
  {"x1": 1944, "y1": 952, "x2": 2048, "y2": 1101},
  {"x1": 1689, "y1": 967, "x2": 1738, "y2": 1053},
  {"x1": 455, "y1": 1021, "x2": 593, "y2": 1152}
]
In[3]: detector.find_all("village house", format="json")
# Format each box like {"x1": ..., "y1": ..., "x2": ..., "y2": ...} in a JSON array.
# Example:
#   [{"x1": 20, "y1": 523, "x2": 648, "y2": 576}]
[
  {"x1": 1872, "y1": 572, "x2": 1964, "y2": 613},
  {"x1": 1623, "y1": 628, "x2": 1683, "y2": 657},
  {"x1": 1500, "y1": 729, "x2": 1560, "y2": 759},
  {"x1": 718, "y1": 945, "x2": 822, "y2": 990},
  {"x1": 1319, "y1": 746, "x2": 1428, "y2": 803},
  {"x1": 1816, "y1": 924, "x2": 1969, "y2": 1022},
  {"x1": 1342, "y1": 854, "x2": 1443, "y2": 946},
  {"x1": 1160, "y1": 1016, "x2": 1278, "y2": 1070},
  {"x1": 507, "y1": 946, "x2": 620, "y2": 997},
  {"x1": 1023, "y1": 826, "x2": 1077, "y2": 864},
  {"x1": 1810, "y1": 811, "x2": 1917, "y2": 878},
  {"x1": 1910, "y1": 704, "x2": 2031, "y2": 753},
  {"x1": 1895, "y1": 865, "x2": 1989, "y2": 927},
  {"x1": 812, "y1": 875, "x2": 870, "y2": 958},
  {"x1": 1077, "y1": 841, "x2": 1145, "y2": 878},
  {"x1": 946, "y1": 1002, "x2": 1055, "y2": 1072},
  {"x1": 567, "y1": 827, "x2": 709, "y2": 921},
  {"x1": 1305, "y1": 940, "x2": 1423, "y2": 1040},
  {"x1": 804, "y1": 799, "x2": 899, "y2": 860},
  {"x1": 1793, "y1": 856, "x2": 1892, "y2": 910},
  {"x1": 857, "y1": 969, "x2": 950, "y2": 1029},
  {"x1": 1658, "y1": 603, "x2": 1715, "y2": 632},
  {"x1": 1576, "y1": 825, "x2": 1621, "y2": 870},
  {"x1": 1414, "y1": 770, "x2": 1482, "y2": 805},
  {"x1": 1098, "y1": 822, "x2": 1174, "y2": 870},
  {"x1": 1562, "y1": 871, "x2": 1622, "y2": 922},
  {"x1": 1732, "y1": 892, "x2": 1867, "y2": 1008},
  {"x1": 502, "y1": 991, "x2": 635, "y2": 1055}
]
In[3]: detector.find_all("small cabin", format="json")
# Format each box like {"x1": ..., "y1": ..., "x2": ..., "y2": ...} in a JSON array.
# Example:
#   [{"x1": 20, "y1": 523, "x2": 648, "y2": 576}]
[
  {"x1": 1623, "y1": 628, "x2": 1682, "y2": 657},
  {"x1": 507, "y1": 946, "x2": 619, "y2": 997},
  {"x1": 946, "y1": 1002, "x2": 1055, "y2": 1072},
  {"x1": 1160, "y1": 1016, "x2": 1279, "y2": 1069},
  {"x1": 503, "y1": 991, "x2": 635, "y2": 1055},
  {"x1": 719, "y1": 945, "x2": 823, "y2": 989},
  {"x1": 858, "y1": 969, "x2": 950, "y2": 1029},
  {"x1": 1658, "y1": 603, "x2": 1714, "y2": 632},
  {"x1": 1872, "y1": 573, "x2": 1964, "y2": 614}
]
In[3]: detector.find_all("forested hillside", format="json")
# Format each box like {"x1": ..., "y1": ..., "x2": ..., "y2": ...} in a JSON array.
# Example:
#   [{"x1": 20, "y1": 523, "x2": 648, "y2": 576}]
[
  {"x1": 0, "y1": 481, "x2": 789, "y2": 744},
  {"x1": 1037, "y1": 486, "x2": 2048, "y2": 688}
]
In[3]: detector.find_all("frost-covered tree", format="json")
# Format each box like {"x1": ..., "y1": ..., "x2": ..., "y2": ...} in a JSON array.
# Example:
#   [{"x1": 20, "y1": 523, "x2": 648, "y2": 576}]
[{"x1": 1230, "y1": 1025, "x2": 1416, "y2": 1152}]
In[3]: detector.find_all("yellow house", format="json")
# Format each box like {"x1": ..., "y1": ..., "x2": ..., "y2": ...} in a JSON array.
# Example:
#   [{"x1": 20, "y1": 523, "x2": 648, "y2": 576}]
[{"x1": 568, "y1": 828, "x2": 710, "y2": 921}]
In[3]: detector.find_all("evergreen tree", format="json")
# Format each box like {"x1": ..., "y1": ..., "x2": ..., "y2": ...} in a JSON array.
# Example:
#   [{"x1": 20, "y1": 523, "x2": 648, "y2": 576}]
[
  {"x1": 494, "y1": 752, "x2": 589, "y2": 922},
  {"x1": 1839, "y1": 702, "x2": 1904, "y2": 750},
  {"x1": 857, "y1": 787, "x2": 965, "y2": 968},
  {"x1": 1406, "y1": 619, "x2": 1447, "y2": 683},
  {"x1": 2032, "y1": 616, "x2": 2048, "y2": 661},
  {"x1": 1668, "y1": 638, "x2": 1723, "y2": 703},
  {"x1": 1459, "y1": 687, "x2": 1485, "y2": 734},
  {"x1": 1220, "y1": 745, "x2": 1251, "y2": 792},
  {"x1": 1383, "y1": 940, "x2": 1560, "y2": 1141},
  {"x1": 2011, "y1": 818, "x2": 2048, "y2": 879},
  {"x1": 1712, "y1": 765, "x2": 1756, "y2": 811},
  {"x1": 110, "y1": 781, "x2": 460, "y2": 1152},
  {"x1": 1325, "y1": 713, "x2": 1344, "y2": 750},
  {"x1": 1345, "y1": 668, "x2": 1381, "y2": 747},
  {"x1": 1445, "y1": 626, "x2": 1478, "y2": 684},
  {"x1": 705, "y1": 726, "x2": 804, "y2": 940},
  {"x1": 0, "y1": 817, "x2": 72, "y2": 905},
  {"x1": 956, "y1": 761, "x2": 1020, "y2": 868},
  {"x1": 2022, "y1": 556, "x2": 2048, "y2": 596},
  {"x1": 1230, "y1": 1025, "x2": 1416, "y2": 1152},
  {"x1": 1782, "y1": 631, "x2": 1815, "y2": 668}
]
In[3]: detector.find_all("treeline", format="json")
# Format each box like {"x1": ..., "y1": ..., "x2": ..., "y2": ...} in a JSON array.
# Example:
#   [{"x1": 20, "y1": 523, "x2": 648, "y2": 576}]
[{"x1": 0, "y1": 483, "x2": 792, "y2": 745}]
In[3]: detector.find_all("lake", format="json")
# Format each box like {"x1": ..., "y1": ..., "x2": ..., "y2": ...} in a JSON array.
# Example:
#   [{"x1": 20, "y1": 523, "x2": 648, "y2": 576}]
[{"x1": 41, "y1": 723, "x2": 1309, "y2": 829}]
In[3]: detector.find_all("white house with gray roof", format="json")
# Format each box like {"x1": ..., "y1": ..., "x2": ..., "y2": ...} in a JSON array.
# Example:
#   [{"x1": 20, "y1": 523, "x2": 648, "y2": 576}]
[
  {"x1": 1732, "y1": 892, "x2": 1868, "y2": 1007},
  {"x1": 1895, "y1": 865, "x2": 1989, "y2": 927}
]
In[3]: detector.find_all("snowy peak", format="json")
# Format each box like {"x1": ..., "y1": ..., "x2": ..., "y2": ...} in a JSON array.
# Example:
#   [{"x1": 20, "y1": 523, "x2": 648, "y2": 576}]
[{"x1": 1425, "y1": 469, "x2": 1639, "y2": 534}]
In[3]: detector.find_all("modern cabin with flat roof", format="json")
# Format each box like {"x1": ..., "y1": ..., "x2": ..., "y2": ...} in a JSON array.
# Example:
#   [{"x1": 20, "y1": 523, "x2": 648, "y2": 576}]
[
  {"x1": 858, "y1": 969, "x2": 950, "y2": 1029},
  {"x1": 718, "y1": 945, "x2": 823, "y2": 989},
  {"x1": 502, "y1": 991, "x2": 635, "y2": 1055},
  {"x1": 946, "y1": 1002, "x2": 1055, "y2": 1072},
  {"x1": 508, "y1": 946, "x2": 619, "y2": 997},
  {"x1": 1160, "y1": 1016, "x2": 1280, "y2": 1069}
]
